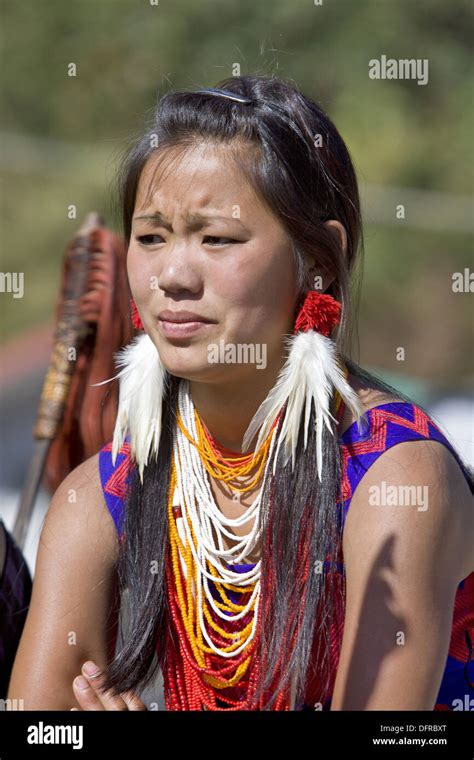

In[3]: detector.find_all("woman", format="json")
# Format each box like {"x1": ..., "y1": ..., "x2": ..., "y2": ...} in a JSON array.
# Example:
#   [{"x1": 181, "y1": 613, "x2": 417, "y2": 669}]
[{"x1": 7, "y1": 76, "x2": 473, "y2": 711}]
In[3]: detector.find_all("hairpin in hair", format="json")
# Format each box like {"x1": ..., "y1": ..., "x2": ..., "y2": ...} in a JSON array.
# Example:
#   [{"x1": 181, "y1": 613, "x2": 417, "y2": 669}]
[{"x1": 194, "y1": 87, "x2": 253, "y2": 105}]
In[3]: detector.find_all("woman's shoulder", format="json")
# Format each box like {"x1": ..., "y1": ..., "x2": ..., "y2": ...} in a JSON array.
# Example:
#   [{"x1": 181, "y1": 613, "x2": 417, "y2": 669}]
[
  {"x1": 338, "y1": 379, "x2": 473, "y2": 584},
  {"x1": 47, "y1": 451, "x2": 120, "y2": 550}
]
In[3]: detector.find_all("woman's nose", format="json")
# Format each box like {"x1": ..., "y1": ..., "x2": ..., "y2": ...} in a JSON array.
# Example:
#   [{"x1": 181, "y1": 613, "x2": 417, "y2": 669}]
[{"x1": 157, "y1": 241, "x2": 203, "y2": 294}]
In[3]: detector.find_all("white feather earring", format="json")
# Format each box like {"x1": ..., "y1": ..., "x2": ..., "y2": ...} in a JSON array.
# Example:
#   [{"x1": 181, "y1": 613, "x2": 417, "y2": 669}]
[
  {"x1": 241, "y1": 291, "x2": 365, "y2": 479},
  {"x1": 92, "y1": 331, "x2": 168, "y2": 482}
]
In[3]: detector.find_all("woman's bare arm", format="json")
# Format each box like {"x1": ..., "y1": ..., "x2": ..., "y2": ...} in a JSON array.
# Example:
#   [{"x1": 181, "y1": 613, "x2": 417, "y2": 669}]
[
  {"x1": 331, "y1": 439, "x2": 473, "y2": 711},
  {"x1": 7, "y1": 452, "x2": 120, "y2": 710}
]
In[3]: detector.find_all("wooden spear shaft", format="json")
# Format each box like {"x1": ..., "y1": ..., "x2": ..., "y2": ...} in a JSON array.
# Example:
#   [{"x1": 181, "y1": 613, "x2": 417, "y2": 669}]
[{"x1": 12, "y1": 212, "x2": 103, "y2": 550}]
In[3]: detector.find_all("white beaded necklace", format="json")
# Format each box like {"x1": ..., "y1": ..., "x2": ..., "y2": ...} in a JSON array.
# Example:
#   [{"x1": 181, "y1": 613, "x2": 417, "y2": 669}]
[{"x1": 172, "y1": 379, "x2": 279, "y2": 658}]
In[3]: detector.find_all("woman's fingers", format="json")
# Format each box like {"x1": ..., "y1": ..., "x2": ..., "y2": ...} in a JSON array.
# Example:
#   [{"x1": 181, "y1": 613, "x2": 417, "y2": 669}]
[
  {"x1": 72, "y1": 662, "x2": 128, "y2": 711},
  {"x1": 72, "y1": 674, "x2": 107, "y2": 711},
  {"x1": 72, "y1": 661, "x2": 147, "y2": 711}
]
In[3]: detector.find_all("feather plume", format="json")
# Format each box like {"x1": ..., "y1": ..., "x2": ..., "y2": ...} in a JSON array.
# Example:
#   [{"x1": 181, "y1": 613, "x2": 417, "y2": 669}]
[
  {"x1": 241, "y1": 331, "x2": 366, "y2": 479},
  {"x1": 91, "y1": 333, "x2": 167, "y2": 481}
]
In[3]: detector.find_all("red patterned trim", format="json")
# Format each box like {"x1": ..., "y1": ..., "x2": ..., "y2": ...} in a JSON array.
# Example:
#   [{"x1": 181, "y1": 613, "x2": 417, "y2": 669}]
[{"x1": 102, "y1": 440, "x2": 132, "y2": 501}]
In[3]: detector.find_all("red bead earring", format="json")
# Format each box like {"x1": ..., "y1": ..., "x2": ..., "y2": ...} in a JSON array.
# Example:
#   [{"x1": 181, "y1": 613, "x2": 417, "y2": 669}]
[
  {"x1": 293, "y1": 291, "x2": 341, "y2": 336},
  {"x1": 130, "y1": 298, "x2": 144, "y2": 330}
]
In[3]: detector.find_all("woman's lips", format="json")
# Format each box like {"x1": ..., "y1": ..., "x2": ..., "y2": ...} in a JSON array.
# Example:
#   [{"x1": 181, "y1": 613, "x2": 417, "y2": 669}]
[{"x1": 158, "y1": 318, "x2": 214, "y2": 338}]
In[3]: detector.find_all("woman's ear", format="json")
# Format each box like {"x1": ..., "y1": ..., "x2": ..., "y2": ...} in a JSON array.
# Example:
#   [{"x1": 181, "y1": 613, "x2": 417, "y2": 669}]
[
  {"x1": 323, "y1": 219, "x2": 347, "y2": 258},
  {"x1": 298, "y1": 219, "x2": 347, "y2": 294}
]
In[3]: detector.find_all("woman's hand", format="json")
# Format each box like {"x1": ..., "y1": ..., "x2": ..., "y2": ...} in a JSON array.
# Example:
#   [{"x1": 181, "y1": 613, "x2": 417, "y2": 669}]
[{"x1": 71, "y1": 661, "x2": 148, "y2": 711}]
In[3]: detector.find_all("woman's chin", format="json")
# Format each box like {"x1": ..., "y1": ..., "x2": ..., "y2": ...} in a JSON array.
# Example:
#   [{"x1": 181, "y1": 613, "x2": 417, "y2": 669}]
[
  {"x1": 151, "y1": 334, "x2": 237, "y2": 383},
  {"x1": 161, "y1": 359, "x2": 224, "y2": 383}
]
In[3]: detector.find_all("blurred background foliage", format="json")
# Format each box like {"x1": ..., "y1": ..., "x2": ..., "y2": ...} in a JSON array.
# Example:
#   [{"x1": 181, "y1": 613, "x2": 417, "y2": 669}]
[{"x1": 0, "y1": 0, "x2": 472, "y2": 393}]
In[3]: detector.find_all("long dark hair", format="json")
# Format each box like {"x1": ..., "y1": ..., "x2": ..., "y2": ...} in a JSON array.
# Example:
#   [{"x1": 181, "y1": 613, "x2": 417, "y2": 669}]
[{"x1": 100, "y1": 75, "x2": 471, "y2": 709}]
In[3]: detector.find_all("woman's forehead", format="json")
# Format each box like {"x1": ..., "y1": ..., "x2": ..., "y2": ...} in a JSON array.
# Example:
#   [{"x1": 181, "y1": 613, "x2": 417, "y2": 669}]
[{"x1": 135, "y1": 143, "x2": 264, "y2": 218}]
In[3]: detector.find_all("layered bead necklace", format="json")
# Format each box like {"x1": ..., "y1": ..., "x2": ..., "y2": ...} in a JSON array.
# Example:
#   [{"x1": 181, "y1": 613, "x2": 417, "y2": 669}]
[{"x1": 163, "y1": 377, "x2": 347, "y2": 710}]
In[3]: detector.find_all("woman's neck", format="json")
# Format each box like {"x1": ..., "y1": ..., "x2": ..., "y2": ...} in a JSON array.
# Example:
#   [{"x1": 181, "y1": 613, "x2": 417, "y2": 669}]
[{"x1": 189, "y1": 360, "x2": 285, "y2": 454}]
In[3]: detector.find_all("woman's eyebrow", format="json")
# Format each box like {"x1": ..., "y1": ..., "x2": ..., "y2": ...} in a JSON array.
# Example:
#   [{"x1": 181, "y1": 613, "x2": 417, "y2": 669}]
[{"x1": 132, "y1": 211, "x2": 249, "y2": 231}]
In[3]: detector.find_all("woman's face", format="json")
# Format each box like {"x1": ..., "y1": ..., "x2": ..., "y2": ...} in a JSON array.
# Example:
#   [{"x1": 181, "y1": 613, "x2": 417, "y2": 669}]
[{"x1": 127, "y1": 141, "x2": 302, "y2": 384}]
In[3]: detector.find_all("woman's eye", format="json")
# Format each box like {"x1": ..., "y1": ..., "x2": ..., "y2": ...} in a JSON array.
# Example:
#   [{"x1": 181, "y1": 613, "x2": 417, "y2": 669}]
[
  {"x1": 136, "y1": 234, "x2": 238, "y2": 246},
  {"x1": 137, "y1": 234, "x2": 164, "y2": 245},
  {"x1": 203, "y1": 236, "x2": 238, "y2": 246}
]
